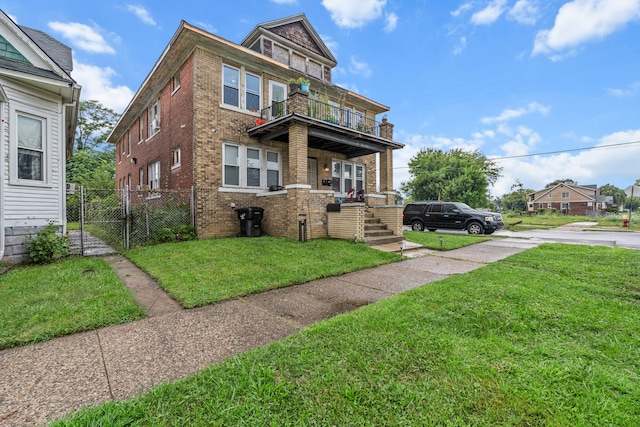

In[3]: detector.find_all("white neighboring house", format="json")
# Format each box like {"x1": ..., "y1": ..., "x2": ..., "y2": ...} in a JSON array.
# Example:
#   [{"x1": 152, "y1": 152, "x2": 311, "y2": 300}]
[{"x1": 0, "y1": 10, "x2": 81, "y2": 263}]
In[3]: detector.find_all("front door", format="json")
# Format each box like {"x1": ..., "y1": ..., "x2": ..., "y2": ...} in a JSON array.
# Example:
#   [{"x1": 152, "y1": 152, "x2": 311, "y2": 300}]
[{"x1": 307, "y1": 158, "x2": 318, "y2": 190}]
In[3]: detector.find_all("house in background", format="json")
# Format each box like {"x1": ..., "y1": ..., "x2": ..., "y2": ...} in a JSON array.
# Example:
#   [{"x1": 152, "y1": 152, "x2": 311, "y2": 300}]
[
  {"x1": 0, "y1": 10, "x2": 81, "y2": 263},
  {"x1": 527, "y1": 183, "x2": 613, "y2": 216},
  {"x1": 109, "y1": 14, "x2": 404, "y2": 244}
]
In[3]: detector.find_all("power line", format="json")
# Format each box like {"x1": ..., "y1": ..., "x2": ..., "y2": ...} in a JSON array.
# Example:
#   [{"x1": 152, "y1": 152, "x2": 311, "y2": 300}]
[
  {"x1": 393, "y1": 140, "x2": 640, "y2": 169},
  {"x1": 492, "y1": 140, "x2": 640, "y2": 161}
]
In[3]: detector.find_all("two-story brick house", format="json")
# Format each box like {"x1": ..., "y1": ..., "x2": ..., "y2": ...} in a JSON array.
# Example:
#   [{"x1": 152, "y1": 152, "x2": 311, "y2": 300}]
[
  {"x1": 109, "y1": 14, "x2": 404, "y2": 243},
  {"x1": 527, "y1": 183, "x2": 610, "y2": 215}
]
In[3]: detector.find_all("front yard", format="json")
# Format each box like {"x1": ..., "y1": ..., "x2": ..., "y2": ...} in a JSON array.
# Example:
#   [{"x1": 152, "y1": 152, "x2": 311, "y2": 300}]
[
  {"x1": 52, "y1": 244, "x2": 640, "y2": 425},
  {"x1": 504, "y1": 212, "x2": 638, "y2": 231}
]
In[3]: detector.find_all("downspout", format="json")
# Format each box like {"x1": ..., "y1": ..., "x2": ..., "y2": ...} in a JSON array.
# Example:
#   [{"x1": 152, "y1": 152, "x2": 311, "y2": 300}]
[{"x1": 61, "y1": 84, "x2": 80, "y2": 234}]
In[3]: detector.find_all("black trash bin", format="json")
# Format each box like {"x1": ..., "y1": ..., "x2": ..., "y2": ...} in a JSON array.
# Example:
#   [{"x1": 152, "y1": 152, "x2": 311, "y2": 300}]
[{"x1": 236, "y1": 206, "x2": 264, "y2": 237}]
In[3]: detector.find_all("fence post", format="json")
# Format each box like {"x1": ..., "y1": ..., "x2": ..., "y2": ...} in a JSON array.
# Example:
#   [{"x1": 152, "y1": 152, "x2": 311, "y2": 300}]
[
  {"x1": 124, "y1": 185, "x2": 130, "y2": 251},
  {"x1": 79, "y1": 186, "x2": 85, "y2": 256}
]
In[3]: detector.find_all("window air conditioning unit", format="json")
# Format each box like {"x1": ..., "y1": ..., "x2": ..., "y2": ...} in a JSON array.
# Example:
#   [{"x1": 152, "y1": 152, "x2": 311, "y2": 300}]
[
  {"x1": 151, "y1": 118, "x2": 160, "y2": 131},
  {"x1": 66, "y1": 183, "x2": 76, "y2": 195}
]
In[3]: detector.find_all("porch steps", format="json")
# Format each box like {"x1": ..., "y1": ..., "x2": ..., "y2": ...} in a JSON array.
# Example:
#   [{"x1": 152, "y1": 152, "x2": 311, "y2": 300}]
[{"x1": 364, "y1": 212, "x2": 403, "y2": 246}]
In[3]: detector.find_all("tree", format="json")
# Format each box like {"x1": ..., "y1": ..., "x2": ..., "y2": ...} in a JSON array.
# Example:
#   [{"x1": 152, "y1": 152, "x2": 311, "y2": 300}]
[
  {"x1": 544, "y1": 178, "x2": 577, "y2": 188},
  {"x1": 500, "y1": 179, "x2": 534, "y2": 211},
  {"x1": 400, "y1": 148, "x2": 501, "y2": 207},
  {"x1": 74, "y1": 100, "x2": 120, "y2": 152},
  {"x1": 66, "y1": 100, "x2": 120, "y2": 189},
  {"x1": 598, "y1": 183, "x2": 627, "y2": 210}
]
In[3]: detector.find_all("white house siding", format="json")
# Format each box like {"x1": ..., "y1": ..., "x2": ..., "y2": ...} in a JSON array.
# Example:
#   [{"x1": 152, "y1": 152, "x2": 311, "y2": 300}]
[{"x1": 1, "y1": 81, "x2": 66, "y2": 262}]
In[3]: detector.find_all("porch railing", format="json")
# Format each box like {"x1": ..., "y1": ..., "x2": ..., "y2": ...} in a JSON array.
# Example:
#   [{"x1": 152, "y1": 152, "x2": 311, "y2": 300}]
[{"x1": 260, "y1": 99, "x2": 381, "y2": 138}]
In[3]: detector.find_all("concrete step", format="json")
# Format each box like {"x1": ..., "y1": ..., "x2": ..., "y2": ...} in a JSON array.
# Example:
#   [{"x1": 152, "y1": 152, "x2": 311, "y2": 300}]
[
  {"x1": 365, "y1": 229, "x2": 394, "y2": 237},
  {"x1": 365, "y1": 234, "x2": 403, "y2": 246},
  {"x1": 364, "y1": 223, "x2": 387, "y2": 231}
]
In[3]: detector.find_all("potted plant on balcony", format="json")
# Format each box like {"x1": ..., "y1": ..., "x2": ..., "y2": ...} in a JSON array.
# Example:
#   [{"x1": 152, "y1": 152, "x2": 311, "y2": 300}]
[
  {"x1": 297, "y1": 77, "x2": 310, "y2": 93},
  {"x1": 287, "y1": 78, "x2": 299, "y2": 92}
]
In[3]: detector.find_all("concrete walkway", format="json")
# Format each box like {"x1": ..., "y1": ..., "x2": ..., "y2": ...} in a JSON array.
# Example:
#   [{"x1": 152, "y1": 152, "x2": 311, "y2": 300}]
[{"x1": 0, "y1": 238, "x2": 539, "y2": 426}]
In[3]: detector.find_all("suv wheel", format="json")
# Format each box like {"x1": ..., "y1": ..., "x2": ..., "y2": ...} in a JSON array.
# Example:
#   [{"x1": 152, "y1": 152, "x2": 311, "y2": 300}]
[
  {"x1": 467, "y1": 222, "x2": 484, "y2": 235},
  {"x1": 411, "y1": 220, "x2": 425, "y2": 231}
]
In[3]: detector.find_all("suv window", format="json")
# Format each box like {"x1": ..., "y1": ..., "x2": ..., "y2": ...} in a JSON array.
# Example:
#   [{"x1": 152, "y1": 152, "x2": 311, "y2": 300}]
[
  {"x1": 430, "y1": 204, "x2": 442, "y2": 213},
  {"x1": 404, "y1": 204, "x2": 426, "y2": 215}
]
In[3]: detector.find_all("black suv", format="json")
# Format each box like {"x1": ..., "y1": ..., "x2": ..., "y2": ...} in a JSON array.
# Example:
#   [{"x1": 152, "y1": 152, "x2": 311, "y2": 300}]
[{"x1": 403, "y1": 201, "x2": 504, "y2": 235}]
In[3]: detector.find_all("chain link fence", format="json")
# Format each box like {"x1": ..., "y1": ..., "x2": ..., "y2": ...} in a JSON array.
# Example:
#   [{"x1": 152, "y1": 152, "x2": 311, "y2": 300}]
[{"x1": 67, "y1": 186, "x2": 194, "y2": 255}]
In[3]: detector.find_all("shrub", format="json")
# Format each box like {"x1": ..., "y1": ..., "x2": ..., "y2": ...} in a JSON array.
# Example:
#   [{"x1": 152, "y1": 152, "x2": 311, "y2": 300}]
[{"x1": 26, "y1": 222, "x2": 70, "y2": 264}]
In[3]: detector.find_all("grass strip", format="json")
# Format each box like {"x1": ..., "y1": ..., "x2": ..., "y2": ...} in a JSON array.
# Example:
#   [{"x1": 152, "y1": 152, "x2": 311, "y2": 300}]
[
  {"x1": 124, "y1": 237, "x2": 401, "y2": 308},
  {"x1": 0, "y1": 258, "x2": 145, "y2": 349},
  {"x1": 404, "y1": 230, "x2": 490, "y2": 249}
]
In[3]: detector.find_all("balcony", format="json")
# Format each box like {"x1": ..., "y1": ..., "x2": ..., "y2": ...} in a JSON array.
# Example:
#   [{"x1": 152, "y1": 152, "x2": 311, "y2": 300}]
[{"x1": 247, "y1": 92, "x2": 402, "y2": 158}]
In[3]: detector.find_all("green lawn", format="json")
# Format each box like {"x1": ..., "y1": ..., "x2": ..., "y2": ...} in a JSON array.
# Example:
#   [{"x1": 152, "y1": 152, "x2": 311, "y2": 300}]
[
  {"x1": 0, "y1": 258, "x2": 145, "y2": 349},
  {"x1": 504, "y1": 212, "x2": 639, "y2": 231},
  {"x1": 125, "y1": 237, "x2": 401, "y2": 308},
  {"x1": 53, "y1": 244, "x2": 640, "y2": 426},
  {"x1": 404, "y1": 230, "x2": 491, "y2": 249}
]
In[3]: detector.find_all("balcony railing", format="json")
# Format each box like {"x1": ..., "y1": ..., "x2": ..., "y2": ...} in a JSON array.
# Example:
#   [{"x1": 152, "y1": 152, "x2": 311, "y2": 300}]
[{"x1": 260, "y1": 99, "x2": 381, "y2": 138}]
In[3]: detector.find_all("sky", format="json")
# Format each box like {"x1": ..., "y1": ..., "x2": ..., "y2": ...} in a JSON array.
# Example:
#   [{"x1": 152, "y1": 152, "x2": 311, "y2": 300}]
[{"x1": 4, "y1": 0, "x2": 640, "y2": 198}]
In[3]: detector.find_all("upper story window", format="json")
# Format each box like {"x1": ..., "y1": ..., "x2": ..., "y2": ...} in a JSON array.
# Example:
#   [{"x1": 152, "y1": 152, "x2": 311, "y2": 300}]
[
  {"x1": 562, "y1": 192, "x2": 570, "y2": 198},
  {"x1": 223, "y1": 64, "x2": 262, "y2": 112},
  {"x1": 171, "y1": 73, "x2": 181, "y2": 94},
  {"x1": 17, "y1": 113, "x2": 45, "y2": 182},
  {"x1": 172, "y1": 147, "x2": 181, "y2": 169},
  {"x1": 148, "y1": 161, "x2": 160, "y2": 190},
  {"x1": 148, "y1": 100, "x2": 160, "y2": 137},
  {"x1": 223, "y1": 143, "x2": 281, "y2": 189}
]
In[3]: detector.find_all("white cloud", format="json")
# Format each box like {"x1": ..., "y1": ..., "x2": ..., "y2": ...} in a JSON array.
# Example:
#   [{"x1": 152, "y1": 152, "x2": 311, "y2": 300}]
[
  {"x1": 126, "y1": 4, "x2": 157, "y2": 26},
  {"x1": 533, "y1": 0, "x2": 640, "y2": 57},
  {"x1": 471, "y1": 0, "x2": 508, "y2": 25},
  {"x1": 607, "y1": 81, "x2": 640, "y2": 97},
  {"x1": 384, "y1": 12, "x2": 398, "y2": 32},
  {"x1": 193, "y1": 21, "x2": 217, "y2": 34},
  {"x1": 72, "y1": 62, "x2": 134, "y2": 113},
  {"x1": 481, "y1": 102, "x2": 550, "y2": 124},
  {"x1": 453, "y1": 36, "x2": 468, "y2": 55},
  {"x1": 451, "y1": 2, "x2": 474, "y2": 18},
  {"x1": 322, "y1": 0, "x2": 386, "y2": 28},
  {"x1": 507, "y1": 0, "x2": 540, "y2": 25},
  {"x1": 349, "y1": 56, "x2": 372, "y2": 78},
  {"x1": 48, "y1": 22, "x2": 115, "y2": 54}
]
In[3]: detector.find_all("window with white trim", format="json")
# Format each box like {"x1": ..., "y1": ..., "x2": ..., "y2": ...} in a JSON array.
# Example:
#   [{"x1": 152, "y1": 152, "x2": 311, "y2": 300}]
[
  {"x1": 562, "y1": 192, "x2": 570, "y2": 198},
  {"x1": 223, "y1": 143, "x2": 281, "y2": 189},
  {"x1": 223, "y1": 64, "x2": 262, "y2": 112},
  {"x1": 148, "y1": 100, "x2": 160, "y2": 136},
  {"x1": 139, "y1": 168, "x2": 144, "y2": 187},
  {"x1": 148, "y1": 161, "x2": 160, "y2": 190},
  {"x1": 171, "y1": 73, "x2": 181, "y2": 94},
  {"x1": 266, "y1": 151, "x2": 280, "y2": 187},
  {"x1": 172, "y1": 147, "x2": 181, "y2": 169},
  {"x1": 16, "y1": 112, "x2": 46, "y2": 182},
  {"x1": 331, "y1": 160, "x2": 365, "y2": 194},
  {"x1": 561, "y1": 202, "x2": 569, "y2": 210}
]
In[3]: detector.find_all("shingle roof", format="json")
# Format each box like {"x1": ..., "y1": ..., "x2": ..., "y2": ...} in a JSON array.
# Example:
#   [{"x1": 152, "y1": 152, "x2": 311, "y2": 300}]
[
  {"x1": 0, "y1": 56, "x2": 68, "y2": 81},
  {"x1": 19, "y1": 25, "x2": 73, "y2": 74}
]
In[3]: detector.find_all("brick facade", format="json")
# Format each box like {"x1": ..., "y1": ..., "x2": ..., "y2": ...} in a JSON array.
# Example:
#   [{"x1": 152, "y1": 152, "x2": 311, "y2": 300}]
[{"x1": 111, "y1": 16, "x2": 403, "y2": 242}]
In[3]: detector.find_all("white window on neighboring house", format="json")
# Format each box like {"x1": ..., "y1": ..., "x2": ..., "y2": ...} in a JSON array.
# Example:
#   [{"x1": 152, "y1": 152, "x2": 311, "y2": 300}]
[
  {"x1": 172, "y1": 147, "x2": 181, "y2": 169},
  {"x1": 148, "y1": 161, "x2": 160, "y2": 190},
  {"x1": 223, "y1": 143, "x2": 281, "y2": 189},
  {"x1": 547, "y1": 203, "x2": 552, "y2": 208},
  {"x1": 355, "y1": 164, "x2": 365, "y2": 192},
  {"x1": 561, "y1": 202, "x2": 569, "y2": 210},
  {"x1": 562, "y1": 192, "x2": 570, "y2": 198},
  {"x1": 16, "y1": 112, "x2": 46, "y2": 182},
  {"x1": 139, "y1": 168, "x2": 144, "y2": 187},
  {"x1": 148, "y1": 100, "x2": 160, "y2": 136}
]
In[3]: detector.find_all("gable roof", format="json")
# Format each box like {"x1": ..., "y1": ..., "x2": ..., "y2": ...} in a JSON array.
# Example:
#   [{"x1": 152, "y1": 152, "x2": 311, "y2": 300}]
[
  {"x1": 241, "y1": 13, "x2": 337, "y2": 67},
  {"x1": 0, "y1": 10, "x2": 75, "y2": 83},
  {"x1": 529, "y1": 183, "x2": 597, "y2": 203}
]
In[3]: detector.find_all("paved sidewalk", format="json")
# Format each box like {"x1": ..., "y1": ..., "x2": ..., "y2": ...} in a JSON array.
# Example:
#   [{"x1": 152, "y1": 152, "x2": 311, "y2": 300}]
[{"x1": 0, "y1": 238, "x2": 539, "y2": 426}]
